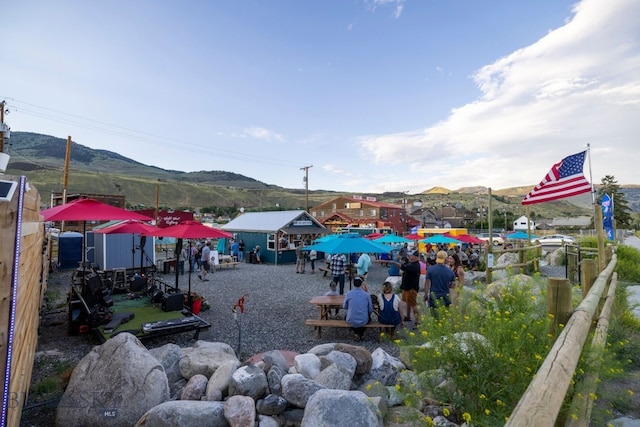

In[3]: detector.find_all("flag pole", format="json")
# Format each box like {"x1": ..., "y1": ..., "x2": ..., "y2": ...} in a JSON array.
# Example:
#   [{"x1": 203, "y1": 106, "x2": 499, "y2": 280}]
[{"x1": 587, "y1": 143, "x2": 606, "y2": 269}]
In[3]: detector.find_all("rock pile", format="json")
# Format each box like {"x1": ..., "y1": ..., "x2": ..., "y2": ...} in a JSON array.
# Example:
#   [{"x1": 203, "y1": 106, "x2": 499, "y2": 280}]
[{"x1": 56, "y1": 333, "x2": 456, "y2": 427}]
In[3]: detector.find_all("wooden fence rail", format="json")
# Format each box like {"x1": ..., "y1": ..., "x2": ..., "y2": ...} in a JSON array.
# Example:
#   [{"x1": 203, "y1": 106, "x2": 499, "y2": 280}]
[{"x1": 504, "y1": 254, "x2": 617, "y2": 427}]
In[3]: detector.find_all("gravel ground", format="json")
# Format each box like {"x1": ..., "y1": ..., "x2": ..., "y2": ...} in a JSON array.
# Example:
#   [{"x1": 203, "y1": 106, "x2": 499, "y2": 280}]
[
  {"x1": 22, "y1": 259, "x2": 635, "y2": 426},
  {"x1": 21, "y1": 259, "x2": 398, "y2": 425}
]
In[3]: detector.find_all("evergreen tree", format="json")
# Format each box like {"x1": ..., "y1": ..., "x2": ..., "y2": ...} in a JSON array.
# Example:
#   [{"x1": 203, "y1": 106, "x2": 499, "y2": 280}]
[{"x1": 598, "y1": 175, "x2": 632, "y2": 228}]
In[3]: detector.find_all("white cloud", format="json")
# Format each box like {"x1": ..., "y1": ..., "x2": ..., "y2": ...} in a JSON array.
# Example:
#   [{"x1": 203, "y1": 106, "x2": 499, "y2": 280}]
[
  {"x1": 359, "y1": 0, "x2": 640, "y2": 189},
  {"x1": 243, "y1": 127, "x2": 284, "y2": 142}
]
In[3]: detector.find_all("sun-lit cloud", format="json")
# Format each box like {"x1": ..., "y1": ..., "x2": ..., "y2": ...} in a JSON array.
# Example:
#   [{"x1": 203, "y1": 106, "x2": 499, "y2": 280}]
[
  {"x1": 365, "y1": 0, "x2": 406, "y2": 19},
  {"x1": 243, "y1": 127, "x2": 284, "y2": 142},
  {"x1": 359, "y1": 0, "x2": 640, "y2": 189}
]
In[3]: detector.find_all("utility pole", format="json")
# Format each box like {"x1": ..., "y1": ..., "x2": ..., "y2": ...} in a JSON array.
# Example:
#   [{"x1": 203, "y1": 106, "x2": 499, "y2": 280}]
[
  {"x1": 300, "y1": 165, "x2": 312, "y2": 212},
  {"x1": 0, "y1": 100, "x2": 6, "y2": 153}
]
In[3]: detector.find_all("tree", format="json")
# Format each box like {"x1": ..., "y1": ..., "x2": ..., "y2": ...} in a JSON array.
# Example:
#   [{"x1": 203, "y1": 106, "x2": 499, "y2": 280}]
[{"x1": 598, "y1": 175, "x2": 632, "y2": 228}]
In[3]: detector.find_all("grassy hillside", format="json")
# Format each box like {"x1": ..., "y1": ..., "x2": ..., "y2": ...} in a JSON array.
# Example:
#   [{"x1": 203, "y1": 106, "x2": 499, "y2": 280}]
[{"x1": 4, "y1": 131, "x2": 603, "y2": 218}]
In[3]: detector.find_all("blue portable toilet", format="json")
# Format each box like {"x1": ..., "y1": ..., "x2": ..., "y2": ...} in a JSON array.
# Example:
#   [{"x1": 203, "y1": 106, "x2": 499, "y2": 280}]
[{"x1": 58, "y1": 232, "x2": 83, "y2": 269}]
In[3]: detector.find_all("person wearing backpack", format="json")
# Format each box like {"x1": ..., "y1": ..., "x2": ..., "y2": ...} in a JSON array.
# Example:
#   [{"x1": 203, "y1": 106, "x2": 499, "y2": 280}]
[{"x1": 377, "y1": 281, "x2": 402, "y2": 337}]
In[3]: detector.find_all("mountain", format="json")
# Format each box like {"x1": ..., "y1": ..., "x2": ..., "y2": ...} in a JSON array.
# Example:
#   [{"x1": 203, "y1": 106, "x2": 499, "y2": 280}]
[{"x1": 5, "y1": 131, "x2": 635, "y2": 217}]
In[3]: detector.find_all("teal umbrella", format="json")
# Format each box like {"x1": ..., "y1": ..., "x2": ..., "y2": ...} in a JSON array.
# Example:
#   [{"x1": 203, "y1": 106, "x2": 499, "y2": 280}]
[
  {"x1": 506, "y1": 231, "x2": 537, "y2": 240},
  {"x1": 313, "y1": 234, "x2": 340, "y2": 243},
  {"x1": 375, "y1": 234, "x2": 412, "y2": 244},
  {"x1": 420, "y1": 235, "x2": 462, "y2": 244},
  {"x1": 304, "y1": 233, "x2": 392, "y2": 255}
]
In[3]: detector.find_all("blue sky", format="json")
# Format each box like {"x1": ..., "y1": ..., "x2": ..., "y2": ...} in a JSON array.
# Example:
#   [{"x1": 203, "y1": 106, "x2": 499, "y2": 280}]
[{"x1": 2, "y1": 0, "x2": 638, "y2": 195}]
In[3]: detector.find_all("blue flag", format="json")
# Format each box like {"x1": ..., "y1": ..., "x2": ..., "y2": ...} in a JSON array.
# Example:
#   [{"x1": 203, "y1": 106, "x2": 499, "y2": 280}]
[{"x1": 601, "y1": 194, "x2": 614, "y2": 240}]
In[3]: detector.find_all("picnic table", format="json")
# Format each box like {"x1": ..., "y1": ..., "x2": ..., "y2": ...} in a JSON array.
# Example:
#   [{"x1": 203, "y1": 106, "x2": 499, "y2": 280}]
[
  {"x1": 305, "y1": 294, "x2": 384, "y2": 341},
  {"x1": 309, "y1": 295, "x2": 344, "y2": 320}
]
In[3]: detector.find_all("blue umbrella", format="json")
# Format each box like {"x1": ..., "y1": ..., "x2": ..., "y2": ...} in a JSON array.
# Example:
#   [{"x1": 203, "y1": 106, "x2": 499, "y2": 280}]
[
  {"x1": 506, "y1": 231, "x2": 537, "y2": 240},
  {"x1": 375, "y1": 234, "x2": 412, "y2": 244},
  {"x1": 303, "y1": 233, "x2": 392, "y2": 255},
  {"x1": 419, "y1": 235, "x2": 462, "y2": 244},
  {"x1": 313, "y1": 234, "x2": 340, "y2": 243}
]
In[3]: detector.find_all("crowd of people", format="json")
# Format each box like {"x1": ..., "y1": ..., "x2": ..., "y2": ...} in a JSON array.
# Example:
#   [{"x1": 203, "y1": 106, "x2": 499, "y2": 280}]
[{"x1": 317, "y1": 242, "x2": 475, "y2": 341}]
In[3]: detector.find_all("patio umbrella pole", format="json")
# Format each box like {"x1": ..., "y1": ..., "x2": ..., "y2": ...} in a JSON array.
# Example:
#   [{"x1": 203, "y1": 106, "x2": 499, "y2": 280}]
[{"x1": 175, "y1": 239, "x2": 182, "y2": 292}]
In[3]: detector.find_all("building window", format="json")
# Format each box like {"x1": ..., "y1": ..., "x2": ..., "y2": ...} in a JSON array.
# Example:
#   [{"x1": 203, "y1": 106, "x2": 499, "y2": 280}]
[
  {"x1": 380, "y1": 208, "x2": 388, "y2": 220},
  {"x1": 267, "y1": 233, "x2": 275, "y2": 250},
  {"x1": 370, "y1": 209, "x2": 376, "y2": 216},
  {"x1": 320, "y1": 211, "x2": 324, "y2": 217},
  {"x1": 359, "y1": 209, "x2": 364, "y2": 217},
  {"x1": 331, "y1": 203, "x2": 336, "y2": 210}
]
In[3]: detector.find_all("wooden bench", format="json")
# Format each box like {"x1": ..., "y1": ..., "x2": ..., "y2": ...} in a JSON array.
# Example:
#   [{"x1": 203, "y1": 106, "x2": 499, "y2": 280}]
[
  {"x1": 214, "y1": 262, "x2": 240, "y2": 271},
  {"x1": 305, "y1": 319, "x2": 390, "y2": 341}
]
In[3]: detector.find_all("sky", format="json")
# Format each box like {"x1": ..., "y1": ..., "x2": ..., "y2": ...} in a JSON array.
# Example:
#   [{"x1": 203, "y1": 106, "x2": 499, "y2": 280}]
[{"x1": 2, "y1": 0, "x2": 639, "y2": 196}]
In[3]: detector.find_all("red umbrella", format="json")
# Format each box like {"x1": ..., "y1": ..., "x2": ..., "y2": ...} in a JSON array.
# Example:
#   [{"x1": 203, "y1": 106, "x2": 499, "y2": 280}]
[
  {"x1": 41, "y1": 198, "x2": 153, "y2": 272},
  {"x1": 144, "y1": 221, "x2": 232, "y2": 311},
  {"x1": 145, "y1": 220, "x2": 232, "y2": 240},
  {"x1": 444, "y1": 233, "x2": 484, "y2": 245},
  {"x1": 94, "y1": 220, "x2": 158, "y2": 272},
  {"x1": 94, "y1": 219, "x2": 157, "y2": 235},
  {"x1": 404, "y1": 233, "x2": 422, "y2": 240},
  {"x1": 41, "y1": 198, "x2": 152, "y2": 222}
]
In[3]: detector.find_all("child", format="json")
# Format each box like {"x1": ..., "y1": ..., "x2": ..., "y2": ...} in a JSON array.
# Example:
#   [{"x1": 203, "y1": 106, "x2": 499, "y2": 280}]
[
  {"x1": 377, "y1": 281, "x2": 402, "y2": 336},
  {"x1": 325, "y1": 281, "x2": 340, "y2": 317}
]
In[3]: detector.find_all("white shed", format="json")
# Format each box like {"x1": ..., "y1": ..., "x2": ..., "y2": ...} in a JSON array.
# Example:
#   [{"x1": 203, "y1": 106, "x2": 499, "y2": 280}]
[{"x1": 513, "y1": 215, "x2": 536, "y2": 231}]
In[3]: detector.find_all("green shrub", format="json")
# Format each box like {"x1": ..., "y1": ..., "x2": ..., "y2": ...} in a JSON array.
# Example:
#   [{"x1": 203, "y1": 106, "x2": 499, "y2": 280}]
[{"x1": 397, "y1": 275, "x2": 552, "y2": 426}]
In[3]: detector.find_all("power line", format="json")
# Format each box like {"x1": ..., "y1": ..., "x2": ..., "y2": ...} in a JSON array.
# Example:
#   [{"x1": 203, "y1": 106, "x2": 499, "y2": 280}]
[{"x1": 3, "y1": 97, "x2": 304, "y2": 169}]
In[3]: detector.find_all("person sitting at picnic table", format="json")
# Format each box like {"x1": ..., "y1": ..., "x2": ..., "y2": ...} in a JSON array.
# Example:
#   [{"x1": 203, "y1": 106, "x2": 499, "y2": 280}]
[
  {"x1": 343, "y1": 276, "x2": 372, "y2": 341},
  {"x1": 325, "y1": 280, "x2": 340, "y2": 318},
  {"x1": 377, "y1": 281, "x2": 402, "y2": 336}
]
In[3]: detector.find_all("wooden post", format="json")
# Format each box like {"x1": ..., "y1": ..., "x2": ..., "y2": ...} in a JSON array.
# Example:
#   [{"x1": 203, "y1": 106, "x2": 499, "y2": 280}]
[
  {"x1": 567, "y1": 249, "x2": 578, "y2": 285},
  {"x1": 547, "y1": 278, "x2": 572, "y2": 337},
  {"x1": 595, "y1": 206, "x2": 606, "y2": 272},
  {"x1": 580, "y1": 259, "x2": 597, "y2": 299}
]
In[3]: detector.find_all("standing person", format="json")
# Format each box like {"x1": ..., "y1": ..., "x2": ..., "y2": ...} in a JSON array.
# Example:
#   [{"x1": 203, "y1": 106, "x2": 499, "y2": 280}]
[
  {"x1": 377, "y1": 281, "x2": 402, "y2": 336},
  {"x1": 309, "y1": 249, "x2": 318, "y2": 274},
  {"x1": 238, "y1": 239, "x2": 245, "y2": 262},
  {"x1": 418, "y1": 254, "x2": 428, "y2": 293},
  {"x1": 356, "y1": 252, "x2": 372, "y2": 277},
  {"x1": 447, "y1": 253, "x2": 465, "y2": 309},
  {"x1": 199, "y1": 242, "x2": 211, "y2": 282},
  {"x1": 254, "y1": 245, "x2": 261, "y2": 263},
  {"x1": 343, "y1": 276, "x2": 372, "y2": 341},
  {"x1": 295, "y1": 242, "x2": 306, "y2": 273},
  {"x1": 194, "y1": 243, "x2": 202, "y2": 270},
  {"x1": 424, "y1": 251, "x2": 456, "y2": 313},
  {"x1": 231, "y1": 239, "x2": 239, "y2": 261},
  {"x1": 189, "y1": 243, "x2": 198, "y2": 272},
  {"x1": 398, "y1": 243, "x2": 409, "y2": 260},
  {"x1": 330, "y1": 253, "x2": 347, "y2": 295},
  {"x1": 390, "y1": 251, "x2": 421, "y2": 325},
  {"x1": 179, "y1": 246, "x2": 188, "y2": 275}
]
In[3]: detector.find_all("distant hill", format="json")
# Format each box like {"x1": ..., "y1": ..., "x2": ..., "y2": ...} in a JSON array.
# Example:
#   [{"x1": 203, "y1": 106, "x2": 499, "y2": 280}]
[{"x1": 4, "y1": 131, "x2": 635, "y2": 216}]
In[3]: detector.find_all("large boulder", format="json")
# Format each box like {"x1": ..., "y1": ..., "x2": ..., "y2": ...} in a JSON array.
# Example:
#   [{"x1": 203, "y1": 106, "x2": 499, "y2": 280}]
[
  {"x1": 179, "y1": 341, "x2": 238, "y2": 379},
  {"x1": 135, "y1": 400, "x2": 227, "y2": 427},
  {"x1": 300, "y1": 389, "x2": 383, "y2": 427},
  {"x1": 56, "y1": 333, "x2": 169, "y2": 427}
]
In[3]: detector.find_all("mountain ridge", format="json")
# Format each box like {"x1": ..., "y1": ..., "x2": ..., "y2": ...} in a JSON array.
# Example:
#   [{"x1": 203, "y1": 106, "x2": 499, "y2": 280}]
[{"x1": 5, "y1": 132, "x2": 638, "y2": 214}]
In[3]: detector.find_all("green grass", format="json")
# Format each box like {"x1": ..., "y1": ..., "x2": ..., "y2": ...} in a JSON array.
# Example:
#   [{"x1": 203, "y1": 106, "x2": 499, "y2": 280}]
[{"x1": 390, "y1": 243, "x2": 640, "y2": 426}]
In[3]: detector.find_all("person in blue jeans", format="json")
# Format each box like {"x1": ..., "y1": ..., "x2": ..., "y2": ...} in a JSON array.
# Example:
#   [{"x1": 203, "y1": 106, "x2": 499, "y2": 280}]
[
  {"x1": 343, "y1": 276, "x2": 372, "y2": 340},
  {"x1": 377, "y1": 281, "x2": 402, "y2": 336}
]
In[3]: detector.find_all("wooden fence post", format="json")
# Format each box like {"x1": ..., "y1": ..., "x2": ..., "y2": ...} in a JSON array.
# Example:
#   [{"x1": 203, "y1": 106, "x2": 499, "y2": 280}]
[
  {"x1": 580, "y1": 259, "x2": 597, "y2": 300},
  {"x1": 547, "y1": 278, "x2": 573, "y2": 336}
]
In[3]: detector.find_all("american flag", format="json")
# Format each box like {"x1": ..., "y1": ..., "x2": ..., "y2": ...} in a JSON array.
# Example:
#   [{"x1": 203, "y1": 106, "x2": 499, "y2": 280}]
[{"x1": 522, "y1": 151, "x2": 592, "y2": 205}]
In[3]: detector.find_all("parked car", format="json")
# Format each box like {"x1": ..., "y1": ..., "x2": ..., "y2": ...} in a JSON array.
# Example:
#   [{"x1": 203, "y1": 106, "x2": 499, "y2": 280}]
[
  {"x1": 475, "y1": 232, "x2": 504, "y2": 246},
  {"x1": 537, "y1": 234, "x2": 575, "y2": 246}
]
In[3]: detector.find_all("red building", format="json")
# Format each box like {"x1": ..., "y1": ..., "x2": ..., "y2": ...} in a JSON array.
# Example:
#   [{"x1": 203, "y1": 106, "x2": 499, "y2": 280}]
[{"x1": 309, "y1": 196, "x2": 418, "y2": 234}]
